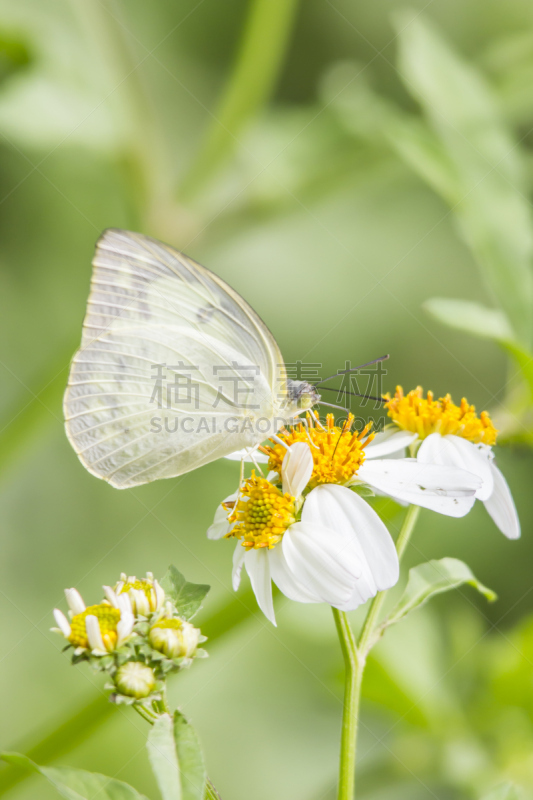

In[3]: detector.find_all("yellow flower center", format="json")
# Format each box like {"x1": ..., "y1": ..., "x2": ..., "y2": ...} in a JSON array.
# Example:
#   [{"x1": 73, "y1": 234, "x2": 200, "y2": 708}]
[
  {"x1": 151, "y1": 618, "x2": 182, "y2": 630},
  {"x1": 264, "y1": 413, "x2": 373, "y2": 489},
  {"x1": 119, "y1": 579, "x2": 153, "y2": 600},
  {"x1": 384, "y1": 386, "x2": 497, "y2": 444},
  {"x1": 228, "y1": 472, "x2": 295, "y2": 549},
  {"x1": 69, "y1": 604, "x2": 120, "y2": 650}
]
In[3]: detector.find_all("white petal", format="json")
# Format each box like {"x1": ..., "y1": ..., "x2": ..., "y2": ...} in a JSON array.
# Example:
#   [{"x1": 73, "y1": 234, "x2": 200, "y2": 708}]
[
  {"x1": 224, "y1": 448, "x2": 269, "y2": 462},
  {"x1": 85, "y1": 615, "x2": 106, "y2": 653},
  {"x1": 418, "y1": 434, "x2": 494, "y2": 501},
  {"x1": 103, "y1": 585, "x2": 119, "y2": 608},
  {"x1": 304, "y1": 484, "x2": 399, "y2": 595},
  {"x1": 115, "y1": 592, "x2": 132, "y2": 617},
  {"x1": 484, "y1": 463, "x2": 520, "y2": 539},
  {"x1": 269, "y1": 545, "x2": 322, "y2": 603},
  {"x1": 232, "y1": 544, "x2": 246, "y2": 590},
  {"x1": 358, "y1": 459, "x2": 480, "y2": 517},
  {"x1": 53, "y1": 609, "x2": 71, "y2": 638},
  {"x1": 207, "y1": 493, "x2": 237, "y2": 540},
  {"x1": 245, "y1": 549, "x2": 276, "y2": 625},
  {"x1": 131, "y1": 588, "x2": 149, "y2": 616},
  {"x1": 117, "y1": 612, "x2": 134, "y2": 646},
  {"x1": 154, "y1": 580, "x2": 165, "y2": 609},
  {"x1": 280, "y1": 521, "x2": 358, "y2": 606},
  {"x1": 364, "y1": 429, "x2": 418, "y2": 459},
  {"x1": 65, "y1": 588, "x2": 85, "y2": 615},
  {"x1": 282, "y1": 442, "x2": 313, "y2": 496}
]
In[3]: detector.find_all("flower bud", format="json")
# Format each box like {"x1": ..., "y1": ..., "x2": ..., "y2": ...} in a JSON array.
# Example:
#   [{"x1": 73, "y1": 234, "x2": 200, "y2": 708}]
[
  {"x1": 111, "y1": 573, "x2": 165, "y2": 617},
  {"x1": 115, "y1": 662, "x2": 156, "y2": 699},
  {"x1": 149, "y1": 618, "x2": 201, "y2": 659}
]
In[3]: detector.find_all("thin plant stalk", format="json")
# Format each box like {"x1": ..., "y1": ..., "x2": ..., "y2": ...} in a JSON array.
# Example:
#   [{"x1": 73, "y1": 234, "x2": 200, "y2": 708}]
[
  {"x1": 333, "y1": 504, "x2": 421, "y2": 800},
  {"x1": 180, "y1": 0, "x2": 300, "y2": 199}
]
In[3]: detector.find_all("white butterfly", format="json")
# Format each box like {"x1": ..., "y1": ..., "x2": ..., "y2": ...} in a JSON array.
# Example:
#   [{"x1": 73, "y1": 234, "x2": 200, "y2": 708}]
[{"x1": 64, "y1": 229, "x2": 321, "y2": 488}]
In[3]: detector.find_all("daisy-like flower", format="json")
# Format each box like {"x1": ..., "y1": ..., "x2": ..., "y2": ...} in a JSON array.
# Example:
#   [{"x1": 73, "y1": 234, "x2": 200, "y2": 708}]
[
  {"x1": 209, "y1": 415, "x2": 482, "y2": 624},
  {"x1": 52, "y1": 587, "x2": 135, "y2": 656},
  {"x1": 380, "y1": 387, "x2": 520, "y2": 539},
  {"x1": 105, "y1": 572, "x2": 165, "y2": 617},
  {"x1": 266, "y1": 413, "x2": 482, "y2": 517}
]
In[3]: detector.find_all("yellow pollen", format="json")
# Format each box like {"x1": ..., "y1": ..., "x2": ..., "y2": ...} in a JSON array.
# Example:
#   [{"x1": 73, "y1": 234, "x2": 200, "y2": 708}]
[
  {"x1": 384, "y1": 386, "x2": 497, "y2": 444},
  {"x1": 118, "y1": 579, "x2": 153, "y2": 601},
  {"x1": 265, "y1": 412, "x2": 373, "y2": 489},
  {"x1": 151, "y1": 618, "x2": 183, "y2": 631},
  {"x1": 69, "y1": 604, "x2": 120, "y2": 650},
  {"x1": 227, "y1": 472, "x2": 295, "y2": 549}
]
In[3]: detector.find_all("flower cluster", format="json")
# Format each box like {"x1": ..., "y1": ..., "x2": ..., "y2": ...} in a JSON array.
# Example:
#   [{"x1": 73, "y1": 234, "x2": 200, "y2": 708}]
[
  {"x1": 52, "y1": 570, "x2": 207, "y2": 704},
  {"x1": 209, "y1": 389, "x2": 519, "y2": 625}
]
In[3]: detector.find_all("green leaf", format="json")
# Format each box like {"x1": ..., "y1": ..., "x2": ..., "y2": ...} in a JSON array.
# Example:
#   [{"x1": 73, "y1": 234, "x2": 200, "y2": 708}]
[
  {"x1": 395, "y1": 14, "x2": 533, "y2": 345},
  {"x1": 0, "y1": 752, "x2": 148, "y2": 800},
  {"x1": 147, "y1": 716, "x2": 181, "y2": 800},
  {"x1": 384, "y1": 558, "x2": 496, "y2": 631},
  {"x1": 160, "y1": 566, "x2": 210, "y2": 621},
  {"x1": 173, "y1": 713, "x2": 206, "y2": 800},
  {"x1": 179, "y1": 0, "x2": 300, "y2": 198},
  {"x1": 146, "y1": 714, "x2": 206, "y2": 800},
  {"x1": 425, "y1": 297, "x2": 533, "y2": 398},
  {"x1": 424, "y1": 298, "x2": 515, "y2": 343}
]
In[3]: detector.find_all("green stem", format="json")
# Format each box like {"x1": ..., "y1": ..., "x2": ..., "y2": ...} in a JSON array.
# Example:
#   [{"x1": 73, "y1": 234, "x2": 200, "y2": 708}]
[
  {"x1": 70, "y1": 0, "x2": 159, "y2": 215},
  {"x1": 205, "y1": 778, "x2": 222, "y2": 799},
  {"x1": 333, "y1": 504, "x2": 421, "y2": 799},
  {"x1": 180, "y1": 0, "x2": 300, "y2": 199},
  {"x1": 133, "y1": 704, "x2": 157, "y2": 725},
  {"x1": 332, "y1": 608, "x2": 360, "y2": 800}
]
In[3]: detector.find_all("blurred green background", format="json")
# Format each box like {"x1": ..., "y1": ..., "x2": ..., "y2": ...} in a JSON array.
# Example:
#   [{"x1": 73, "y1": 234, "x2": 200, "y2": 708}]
[{"x1": 0, "y1": 0, "x2": 532, "y2": 798}]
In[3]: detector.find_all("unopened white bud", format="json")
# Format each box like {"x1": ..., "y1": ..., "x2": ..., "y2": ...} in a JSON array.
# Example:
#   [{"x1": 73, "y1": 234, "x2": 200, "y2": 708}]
[
  {"x1": 115, "y1": 662, "x2": 155, "y2": 699},
  {"x1": 149, "y1": 619, "x2": 201, "y2": 659}
]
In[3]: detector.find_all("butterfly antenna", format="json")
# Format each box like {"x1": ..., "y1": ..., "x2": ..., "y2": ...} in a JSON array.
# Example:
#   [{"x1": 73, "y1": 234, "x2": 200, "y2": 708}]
[
  {"x1": 317, "y1": 400, "x2": 350, "y2": 413},
  {"x1": 316, "y1": 354, "x2": 389, "y2": 386},
  {"x1": 320, "y1": 386, "x2": 386, "y2": 404}
]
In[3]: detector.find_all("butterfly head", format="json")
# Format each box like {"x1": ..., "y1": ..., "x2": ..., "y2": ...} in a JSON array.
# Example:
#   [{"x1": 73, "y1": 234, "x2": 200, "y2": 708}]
[{"x1": 286, "y1": 380, "x2": 321, "y2": 413}]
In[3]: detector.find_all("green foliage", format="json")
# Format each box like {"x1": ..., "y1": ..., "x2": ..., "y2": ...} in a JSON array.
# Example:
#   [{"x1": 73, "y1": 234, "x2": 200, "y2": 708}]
[
  {"x1": 160, "y1": 566, "x2": 210, "y2": 621},
  {"x1": 394, "y1": 14, "x2": 533, "y2": 346},
  {"x1": 0, "y1": 2, "x2": 532, "y2": 799},
  {"x1": 383, "y1": 558, "x2": 496, "y2": 633},
  {"x1": 424, "y1": 298, "x2": 533, "y2": 399},
  {"x1": 147, "y1": 713, "x2": 206, "y2": 800},
  {"x1": 0, "y1": 753, "x2": 149, "y2": 800}
]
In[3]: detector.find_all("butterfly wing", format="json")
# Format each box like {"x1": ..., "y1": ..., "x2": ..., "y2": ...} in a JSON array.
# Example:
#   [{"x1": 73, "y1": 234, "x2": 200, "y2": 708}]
[{"x1": 64, "y1": 229, "x2": 287, "y2": 488}]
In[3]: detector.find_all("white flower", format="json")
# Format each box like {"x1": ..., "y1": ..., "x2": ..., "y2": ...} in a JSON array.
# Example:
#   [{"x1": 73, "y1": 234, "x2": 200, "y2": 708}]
[
  {"x1": 416, "y1": 434, "x2": 519, "y2": 539},
  {"x1": 210, "y1": 412, "x2": 484, "y2": 624},
  {"x1": 377, "y1": 387, "x2": 520, "y2": 539},
  {"x1": 210, "y1": 443, "x2": 398, "y2": 625},
  {"x1": 265, "y1": 414, "x2": 483, "y2": 518},
  {"x1": 51, "y1": 587, "x2": 135, "y2": 656}
]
